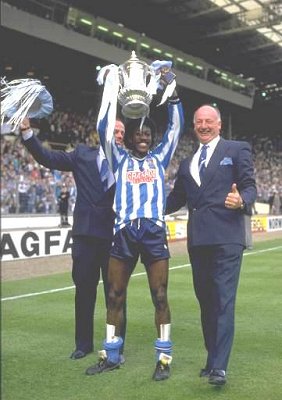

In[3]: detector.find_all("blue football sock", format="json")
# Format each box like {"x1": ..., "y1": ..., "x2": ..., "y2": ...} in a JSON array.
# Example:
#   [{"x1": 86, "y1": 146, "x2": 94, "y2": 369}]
[
  {"x1": 154, "y1": 338, "x2": 173, "y2": 361},
  {"x1": 103, "y1": 337, "x2": 123, "y2": 364}
]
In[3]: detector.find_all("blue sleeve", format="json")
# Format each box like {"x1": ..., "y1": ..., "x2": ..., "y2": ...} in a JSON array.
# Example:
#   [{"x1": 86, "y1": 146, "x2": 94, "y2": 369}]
[{"x1": 153, "y1": 101, "x2": 184, "y2": 169}]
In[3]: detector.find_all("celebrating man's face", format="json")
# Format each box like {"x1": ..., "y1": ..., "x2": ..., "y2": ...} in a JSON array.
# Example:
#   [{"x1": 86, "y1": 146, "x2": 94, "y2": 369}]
[{"x1": 194, "y1": 105, "x2": 221, "y2": 144}]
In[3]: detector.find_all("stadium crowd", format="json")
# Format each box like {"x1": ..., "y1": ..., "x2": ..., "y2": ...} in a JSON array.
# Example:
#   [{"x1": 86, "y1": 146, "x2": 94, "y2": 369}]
[{"x1": 1, "y1": 107, "x2": 282, "y2": 216}]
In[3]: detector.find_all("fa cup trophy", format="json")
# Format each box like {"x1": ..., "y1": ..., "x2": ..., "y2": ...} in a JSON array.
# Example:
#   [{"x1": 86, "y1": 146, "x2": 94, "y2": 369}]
[
  {"x1": 96, "y1": 51, "x2": 176, "y2": 135},
  {"x1": 117, "y1": 51, "x2": 156, "y2": 119}
]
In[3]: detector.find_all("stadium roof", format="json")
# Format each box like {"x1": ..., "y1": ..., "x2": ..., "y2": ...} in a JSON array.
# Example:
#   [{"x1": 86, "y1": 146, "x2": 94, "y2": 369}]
[
  {"x1": 70, "y1": 0, "x2": 282, "y2": 98},
  {"x1": 1, "y1": 0, "x2": 281, "y2": 105}
]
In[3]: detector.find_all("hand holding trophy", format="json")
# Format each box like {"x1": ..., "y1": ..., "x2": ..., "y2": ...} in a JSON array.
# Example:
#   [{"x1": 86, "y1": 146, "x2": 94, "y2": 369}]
[{"x1": 150, "y1": 60, "x2": 177, "y2": 105}]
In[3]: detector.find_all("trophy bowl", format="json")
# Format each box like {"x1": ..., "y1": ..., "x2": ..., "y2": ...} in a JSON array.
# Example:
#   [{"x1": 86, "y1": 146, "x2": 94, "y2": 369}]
[
  {"x1": 118, "y1": 51, "x2": 154, "y2": 119},
  {"x1": 118, "y1": 89, "x2": 152, "y2": 119}
]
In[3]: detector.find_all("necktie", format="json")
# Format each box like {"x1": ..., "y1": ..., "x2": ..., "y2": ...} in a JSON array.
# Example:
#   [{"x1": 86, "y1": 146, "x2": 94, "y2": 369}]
[
  {"x1": 198, "y1": 144, "x2": 208, "y2": 182},
  {"x1": 100, "y1": 158, "x2": 109, "y2": 191}
]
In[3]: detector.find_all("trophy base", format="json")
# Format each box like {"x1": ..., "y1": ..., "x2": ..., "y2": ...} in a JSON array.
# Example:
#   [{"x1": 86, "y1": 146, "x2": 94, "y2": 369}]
[
  {"x1": 118, "y1": 88, "x2": 152, "y2": 119},
  {"x1": 121, "y1": 100, "x2": 150, "y2": 119}
]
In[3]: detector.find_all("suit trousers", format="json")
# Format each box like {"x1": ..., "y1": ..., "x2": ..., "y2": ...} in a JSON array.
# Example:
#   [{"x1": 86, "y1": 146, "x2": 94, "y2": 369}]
[
  {"x1": 71, "y1": 235, "x2": 127, "y2": 353},
  {"x1": 189, "y1": 243, "x2": 243, "y2": 371}
]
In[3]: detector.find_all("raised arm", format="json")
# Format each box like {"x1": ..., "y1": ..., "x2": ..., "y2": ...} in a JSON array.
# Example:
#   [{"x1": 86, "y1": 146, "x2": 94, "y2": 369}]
[
  {"x1": 20, "y1": 118, "x2": 75, "y2": 172},
  {"x1": 153, "y1": 98, "x2": 184, "y2": 169}
]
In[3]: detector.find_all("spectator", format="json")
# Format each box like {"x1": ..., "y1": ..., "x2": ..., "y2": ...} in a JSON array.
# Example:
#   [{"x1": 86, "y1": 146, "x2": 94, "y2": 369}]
[
  {"x1": 269, "y1": 188, "x2": 281, "y2": 215},
  {"x1": 58, "y1": 184, "x2": 71, "y2": 227}
]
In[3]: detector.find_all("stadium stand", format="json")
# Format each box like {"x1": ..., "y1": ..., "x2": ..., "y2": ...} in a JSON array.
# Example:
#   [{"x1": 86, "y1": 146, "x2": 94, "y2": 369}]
[
  {"x1": 1, "y1": 2, "x2": 281, "y2": 218},
  {"x1": 1, "y1": 106, "x2": 281, "y2": 216}
]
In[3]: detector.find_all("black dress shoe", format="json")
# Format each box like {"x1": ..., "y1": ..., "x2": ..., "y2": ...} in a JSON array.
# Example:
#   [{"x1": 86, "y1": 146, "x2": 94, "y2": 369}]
[
  {"x1": 208, "y1": 369, "x2": 226, "y2": 386},
  {"x1": 199, "y1": 368, "x2": 211, "y2": 377},
  {"x1": 70, "y1": 349, "x2": 92, "y2": 360}
]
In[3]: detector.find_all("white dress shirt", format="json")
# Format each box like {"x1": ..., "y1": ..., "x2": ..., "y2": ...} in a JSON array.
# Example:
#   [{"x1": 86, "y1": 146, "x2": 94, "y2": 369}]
[{"x1": 190, "y1": 135, "x2": 220, "y2": 186}]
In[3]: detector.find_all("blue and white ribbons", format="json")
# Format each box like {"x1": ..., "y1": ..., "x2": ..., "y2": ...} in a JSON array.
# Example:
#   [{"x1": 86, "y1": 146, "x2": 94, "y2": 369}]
[{"x1": 1, "y1": 77, "x2": 53, "y2": 131}]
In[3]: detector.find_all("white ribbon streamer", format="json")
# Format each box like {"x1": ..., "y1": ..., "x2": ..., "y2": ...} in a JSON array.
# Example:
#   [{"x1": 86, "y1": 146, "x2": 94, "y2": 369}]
[
  {"x1": 1, "y1": 78, "x2": 53, "y2": 131},
  {"x1": 97, "y1": 65, "x2": 120, "y2": 170},
  {"x1": 158, "y1": 80, "x2": 177, "y2": 106}
]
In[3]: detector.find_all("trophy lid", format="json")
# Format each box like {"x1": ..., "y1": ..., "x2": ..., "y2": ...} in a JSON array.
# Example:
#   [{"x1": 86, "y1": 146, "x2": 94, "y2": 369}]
[
  {"x1": 129, "y1": 51, "x2": 139, "y2": 62},
  {"x1": 122, "y1": 51, "x2": 149, "y2": 69}
]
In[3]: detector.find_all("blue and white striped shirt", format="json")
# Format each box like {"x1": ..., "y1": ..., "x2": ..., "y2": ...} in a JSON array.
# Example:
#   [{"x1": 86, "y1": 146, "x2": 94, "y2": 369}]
[{"x1": 98, "y1": 101, "x2": 184, "y2": 233}]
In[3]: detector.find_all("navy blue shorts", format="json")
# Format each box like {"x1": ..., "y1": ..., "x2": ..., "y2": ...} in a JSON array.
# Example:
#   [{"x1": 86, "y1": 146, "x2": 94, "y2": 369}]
[{"x1": 110, "y1": 218, "x2": 170, "y2": 265}]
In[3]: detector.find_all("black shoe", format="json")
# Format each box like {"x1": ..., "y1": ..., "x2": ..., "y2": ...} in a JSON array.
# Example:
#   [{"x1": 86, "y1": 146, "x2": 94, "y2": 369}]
[
  {"x1": 199, "y1": 368, "x2": 211, "y2": 377},
  {"x1": 85, "y1": 358, "x2": 120, "y2": 376},
  {"x1": 208, "y1": 369, "x2": 226, "y2": 386},
  {"x1": 70, "y1": 349, "x2": 92, "y2": 360},
  {"x1": 152, "y1": 361, "x2": 170, "y2": 381}
]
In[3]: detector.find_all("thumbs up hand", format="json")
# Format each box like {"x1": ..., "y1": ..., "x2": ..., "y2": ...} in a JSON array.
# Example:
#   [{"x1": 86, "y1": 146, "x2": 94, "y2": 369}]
[
  {"x1": 231, "y1": 183, "x2": 239, "y2": 194},
  {"x1": 225, "y1": 183, "x2": 244, "y2": 209}
]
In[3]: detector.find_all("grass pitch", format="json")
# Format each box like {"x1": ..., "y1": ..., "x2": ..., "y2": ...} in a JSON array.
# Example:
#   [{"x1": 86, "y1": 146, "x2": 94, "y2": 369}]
[{"x1": 1, "y1": 239, "x2": 282, "y2": 400}]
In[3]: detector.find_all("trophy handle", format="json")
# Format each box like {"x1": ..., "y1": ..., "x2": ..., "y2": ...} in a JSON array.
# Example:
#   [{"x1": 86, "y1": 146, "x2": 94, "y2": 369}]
[
  {"x1": 146, "y1": 66, "x2": 156, "y2": 87},
  {"x1": 118, "y1": 69, "x2": 124, "y2": 89}
]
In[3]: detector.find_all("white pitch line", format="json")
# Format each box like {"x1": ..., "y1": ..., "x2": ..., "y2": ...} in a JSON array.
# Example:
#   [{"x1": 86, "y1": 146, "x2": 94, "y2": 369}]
[{"x1": 2, "y1": 245, "x2": 281, "y2": 302}]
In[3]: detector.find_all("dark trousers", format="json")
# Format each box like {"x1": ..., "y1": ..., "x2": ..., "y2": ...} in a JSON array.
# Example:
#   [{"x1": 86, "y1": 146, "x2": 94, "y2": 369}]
[
  {"x1": 60, "y1": 213, "x2": 69, "y2": 225},
  {"x1": 71, "y1": 235, "x2": 127, "y2": 353},
  {"x1": 189, "y1": 244, "x2": 243, "y2": 371}
]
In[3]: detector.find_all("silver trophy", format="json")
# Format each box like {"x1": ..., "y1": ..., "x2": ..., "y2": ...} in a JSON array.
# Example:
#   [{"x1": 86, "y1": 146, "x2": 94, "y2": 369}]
[{"x1": 118, "y1": 51, "x2": 156, "y2": 119}]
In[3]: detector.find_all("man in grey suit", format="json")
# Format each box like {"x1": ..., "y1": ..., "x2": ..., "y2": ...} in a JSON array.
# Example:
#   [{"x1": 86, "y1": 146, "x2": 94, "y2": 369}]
[{"x1": 166, "y1": 104, "x2": 257, "y2": 386}]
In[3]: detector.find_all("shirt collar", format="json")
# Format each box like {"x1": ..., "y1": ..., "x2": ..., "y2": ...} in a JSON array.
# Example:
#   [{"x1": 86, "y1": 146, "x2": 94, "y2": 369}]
[{"x1": 199, "y1": 135, "x2": 220, "y2": 153}]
